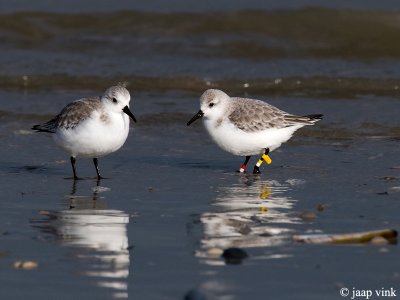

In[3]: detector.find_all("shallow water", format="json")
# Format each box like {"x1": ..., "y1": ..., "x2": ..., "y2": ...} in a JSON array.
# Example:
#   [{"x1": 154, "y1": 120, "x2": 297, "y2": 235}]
[{"x1": 0, "y1": 2, "x2": 400, "y2": 300}]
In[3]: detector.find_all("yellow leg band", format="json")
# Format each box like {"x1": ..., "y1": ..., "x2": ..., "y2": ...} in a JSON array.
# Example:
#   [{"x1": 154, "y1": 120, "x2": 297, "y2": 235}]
[{"x1": 262, "y1": 154, "x2": 272, "y2": 164}]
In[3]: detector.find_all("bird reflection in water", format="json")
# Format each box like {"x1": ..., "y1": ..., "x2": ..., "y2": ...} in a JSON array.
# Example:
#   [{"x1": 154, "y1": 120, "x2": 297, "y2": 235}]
[
  {"x1": 198, "y1": 175, "x2": 304, "y2": 262},
  {"x1": 31, "y1": 180, "x2": 131, "y2": 299}
]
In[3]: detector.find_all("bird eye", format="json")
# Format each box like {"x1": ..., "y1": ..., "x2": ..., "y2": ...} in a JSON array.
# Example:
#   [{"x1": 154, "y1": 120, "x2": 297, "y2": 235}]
[
  {"x1": 112, "y1": 97, "x2": 118, "y2": 103},
  {"x1": 209, "y1": 103, "x2": 215, "y2": 107}
]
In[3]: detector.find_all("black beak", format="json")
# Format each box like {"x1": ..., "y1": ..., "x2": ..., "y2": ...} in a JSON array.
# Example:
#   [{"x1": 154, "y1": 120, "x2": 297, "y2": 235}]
[
  {"x1": 187, "y1": 110, "x2": 204, "y2": 126},
  {"x1": 123, "y1": 106, "x2": 137, "y2": 123}
]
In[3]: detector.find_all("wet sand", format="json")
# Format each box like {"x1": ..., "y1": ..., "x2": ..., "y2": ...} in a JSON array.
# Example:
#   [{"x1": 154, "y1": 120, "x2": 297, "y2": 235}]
[{"x1": 0, "y1": 2, "x2": 400, "y2": 300}]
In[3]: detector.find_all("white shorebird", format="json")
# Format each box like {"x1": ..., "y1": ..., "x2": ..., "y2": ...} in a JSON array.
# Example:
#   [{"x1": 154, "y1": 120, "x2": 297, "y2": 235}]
[
  {"x1": 187, "y1": 89, "x2": 322, "y2": 174},
  {"x1": 32, "y1": 84, "x2": 136, "y2": 179}
]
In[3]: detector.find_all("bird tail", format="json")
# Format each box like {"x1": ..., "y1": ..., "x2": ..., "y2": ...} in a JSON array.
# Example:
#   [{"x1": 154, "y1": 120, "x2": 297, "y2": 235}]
[
  {"x1": 303, "y1": 114, "x2": 323, "y2": 124},
  {"x1": 31, "y1": 123, "x2": 56, "y2": 133},
  {"x1": 284, "y1": 114, "x2": 323, "y2": 125}
]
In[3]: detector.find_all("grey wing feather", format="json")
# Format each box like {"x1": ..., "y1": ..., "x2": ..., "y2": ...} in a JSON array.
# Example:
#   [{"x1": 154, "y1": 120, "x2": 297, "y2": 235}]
[
  {"x1": 32, "y1": 97, "x2": 101, "y2": 133},
  {"x1": 283, "y1": 114, "x2": 323, "y2": 125},
  {"x1": 228, "y1": 98, "x2": 322, "y2": 132},
  {"x1": 32, "y1": 116, "x2": 58, "y2": 133}
]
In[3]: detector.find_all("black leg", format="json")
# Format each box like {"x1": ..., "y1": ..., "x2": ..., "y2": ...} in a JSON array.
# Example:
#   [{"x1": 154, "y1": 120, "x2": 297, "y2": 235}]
[
  {"x1": 253, "y1": 165, "x2": 260, "y2": 174},
  {"x1": 93, "y1": 158, "x2": 103, "y2": 180},
  {"x1": 239, "y1": 156, "x2": 251, "y2": 173},
  {"x1": 70, "y1": 156, "x2": 79, "y2": 180},
  {"x1": 253, "y1": 148, "x2": 271, "y2": 174}
]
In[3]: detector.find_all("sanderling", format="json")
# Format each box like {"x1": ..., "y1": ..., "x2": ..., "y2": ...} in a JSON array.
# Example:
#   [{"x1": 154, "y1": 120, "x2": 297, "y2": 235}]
[
  {"x1": 187, "y1": 89, "x2": 322, "y2": 174},
  {"x1": 32, "y1": 84, "x2": 136, "y2": 179}
]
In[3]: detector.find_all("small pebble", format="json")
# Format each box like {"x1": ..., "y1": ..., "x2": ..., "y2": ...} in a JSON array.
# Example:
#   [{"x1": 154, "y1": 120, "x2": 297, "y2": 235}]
[
  {"x1": 222, "y1": 247, "x2": 248, "y2": 265},
  {"x1": 14, "y1": 260, "x2": 39, "y2": 270}
]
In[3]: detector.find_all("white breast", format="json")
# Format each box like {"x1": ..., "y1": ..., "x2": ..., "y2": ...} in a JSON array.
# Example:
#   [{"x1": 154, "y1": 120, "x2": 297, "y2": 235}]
[
  {"x1": 54, "y1": 110, "x2": 130, "y2": 158},
  {"x1": 203, "y1": 118, "x2": 302, "y2": 156}
]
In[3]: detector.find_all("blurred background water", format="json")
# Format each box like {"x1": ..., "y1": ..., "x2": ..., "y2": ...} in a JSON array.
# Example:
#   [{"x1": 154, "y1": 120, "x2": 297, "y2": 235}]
[{"x1": 0, "y1": 1, "x2": 399, "y2": 299}]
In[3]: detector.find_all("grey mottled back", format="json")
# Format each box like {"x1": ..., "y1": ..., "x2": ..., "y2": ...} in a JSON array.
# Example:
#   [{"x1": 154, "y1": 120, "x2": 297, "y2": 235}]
[
  {"x1": 228, "y1": 97, "x2": 319, "y2": 132},
  {"x1": 32, "y1": 97, "x2": 101, "y2": 133}
]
